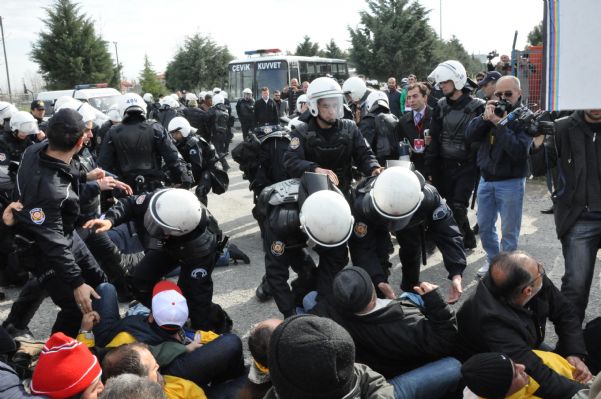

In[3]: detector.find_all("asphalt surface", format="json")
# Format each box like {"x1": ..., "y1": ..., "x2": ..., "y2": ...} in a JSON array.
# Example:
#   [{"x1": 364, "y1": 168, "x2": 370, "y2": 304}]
[{"x1": 2, "y1": 131, "x2": 600, "y2": 347}]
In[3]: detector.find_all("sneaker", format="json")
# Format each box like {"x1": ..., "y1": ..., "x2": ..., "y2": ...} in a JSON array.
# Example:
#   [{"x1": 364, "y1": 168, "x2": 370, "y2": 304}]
[{"x1": 477, "y1": 264, "x2": 489, "y2": 278}]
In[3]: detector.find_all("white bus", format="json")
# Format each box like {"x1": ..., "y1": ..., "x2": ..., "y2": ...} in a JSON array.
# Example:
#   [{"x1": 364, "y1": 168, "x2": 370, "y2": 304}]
[{"x1": 227, "y1": 49, "x2": 349, "y2": 101}]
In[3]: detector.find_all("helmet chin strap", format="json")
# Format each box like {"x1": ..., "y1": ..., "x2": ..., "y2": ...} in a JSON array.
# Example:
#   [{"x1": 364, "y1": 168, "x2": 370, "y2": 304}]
[{"x1": 317, "y1": 113, "x2": 336, "y2": 127}]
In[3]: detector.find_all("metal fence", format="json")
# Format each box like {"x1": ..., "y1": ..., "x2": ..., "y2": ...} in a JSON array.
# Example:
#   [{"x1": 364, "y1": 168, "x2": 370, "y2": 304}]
[
  {"x1": 512, "y1": 46, "x2": 544, "y2": 111},
  {"x1": 0, "y1": 93, "x2": 35, "y2": 111}
]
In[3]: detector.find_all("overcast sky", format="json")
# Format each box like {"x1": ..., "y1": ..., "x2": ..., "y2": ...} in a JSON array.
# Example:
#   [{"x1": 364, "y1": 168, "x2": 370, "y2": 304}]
[{"x1": 0, "y1": 0, "x2": 544, "y2": 92}]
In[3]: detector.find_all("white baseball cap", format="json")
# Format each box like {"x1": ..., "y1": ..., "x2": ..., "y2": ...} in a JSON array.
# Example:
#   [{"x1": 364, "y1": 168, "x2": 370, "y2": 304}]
[{"x1": 151, "y1": 280, "x2": 189, "y2": 330}]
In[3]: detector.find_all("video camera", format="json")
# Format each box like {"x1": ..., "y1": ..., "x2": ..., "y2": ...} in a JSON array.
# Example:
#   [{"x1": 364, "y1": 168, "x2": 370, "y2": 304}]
[
  {"x1": 487, "y1": 50, "x2": 499, "y2": 61},
  {"x1": 498, "y1": 107, "x2": 556, "y2": 137}
]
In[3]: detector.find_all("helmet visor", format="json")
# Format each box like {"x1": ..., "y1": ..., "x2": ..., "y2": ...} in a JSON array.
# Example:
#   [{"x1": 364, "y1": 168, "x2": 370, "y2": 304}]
[
  {"x1": 316, "y1": 97, "x2": 343, "y2": 122},
  {"x1": 19, "y1": 120, "x2": 39, "y2": 135}
]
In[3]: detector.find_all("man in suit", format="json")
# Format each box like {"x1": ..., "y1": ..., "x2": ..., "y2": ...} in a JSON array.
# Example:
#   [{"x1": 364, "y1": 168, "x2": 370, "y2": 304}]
[
  {"x1": 254, "y1": 87, "x2": 279, "y2": 126},
  {"x1": 397, "y1": 82, "x2": 432, "y2": 176}
]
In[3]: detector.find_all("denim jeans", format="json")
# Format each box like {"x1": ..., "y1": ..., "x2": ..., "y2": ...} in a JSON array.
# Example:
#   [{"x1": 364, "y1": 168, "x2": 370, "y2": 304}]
[
  {"x1": 477, "y1": 177, "x2": 526, "y2": 264},
  {"x1": 387, "y1": 357, "x2": 462, "y2": 399},
  {"x1": 560, "y1": 215, "x2": 601, "y2": 323}
]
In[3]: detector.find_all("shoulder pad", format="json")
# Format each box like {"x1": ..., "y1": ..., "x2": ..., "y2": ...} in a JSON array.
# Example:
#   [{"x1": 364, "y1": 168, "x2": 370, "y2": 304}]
[
  {"x1": 186, "y1": 135, "x2": 200, "y2": 148},
  {"x1": 464, "y1": 98, "x2": 486, "y2": 114},
  {"x1": 260, "y1": 131, "x2": 291, "y2": 144},
  {"x1": 268, "y1": 179, "x2": 301, "y2": 206},
  {"x1": 437, "y1": 97, "x2": 449, "y2": 118}
]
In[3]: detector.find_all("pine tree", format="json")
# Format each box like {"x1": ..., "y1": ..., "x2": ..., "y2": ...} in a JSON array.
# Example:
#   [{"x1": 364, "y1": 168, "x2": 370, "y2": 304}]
[
  {"x1": 527, "y1": 21, "x2": 543, "y2": 47},
  {"x1": 165, "y1": 34, "x2": 233, "y2": 91},
  {"x1": 433, "y1": 36, "x2": 484, "y2": 75},
  {"x1": 139, "y1": 55, "x2": 166, "y2": 97},
  {"x1": 323, "y1": 39, "x2": 347, "y2": 59},
  {"x1": 30, "y1": 0, "x2": 115, "y2": 89},
  {"x1": 295, "y1": 36, "x2": 321, "y2": 56}
]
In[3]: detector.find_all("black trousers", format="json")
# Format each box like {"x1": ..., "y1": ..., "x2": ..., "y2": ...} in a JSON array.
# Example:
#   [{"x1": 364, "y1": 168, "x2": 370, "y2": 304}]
[
  {"x1": 5, "y1": 232, "x2": 106, "y2": 337},
  {"x1": 438, "y1": 159, "x2": 477, "y2": 208},
  {"x1": 132, "y1": 249, "x2": 216, "y2": 330}
]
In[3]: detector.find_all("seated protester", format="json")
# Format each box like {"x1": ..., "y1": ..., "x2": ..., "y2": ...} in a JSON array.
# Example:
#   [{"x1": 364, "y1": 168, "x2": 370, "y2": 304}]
[
  {"x1": 457, "y1": 251, "x2": 592, "y2": 399},
  {"x1": 100, "y1": 374, "x2": 166, "y2": 399},
  {"x1": 461, "y1": 352, "x2": 596, "y2": 399},
  {"x1": 102, "y1": 343, "x2": 206, "y2": 399},
  {"x1": 265, "y1": 314, "x2": 394, "y2": 399},
  {"x1": 80, "y1": 281, "x2": 244, "y2": 390},
  {"x1": 84, "y1": 188, "x2": 231, "y2": 333},
  {"x1": 0, "y1": 326, "x2": 46, "y2": 398},
  {"x1": 240, "y1": 319, "x2": 283, "y2": 399},
  {"x1": 30, "y1": 332, "x2": 104, "y2": 399},
  {"x1": 312, "y1": 266, "x2": 460, "y2": 399},
  {"x1": 348, "y1": 164, "x2": 465, "y2": 303}
]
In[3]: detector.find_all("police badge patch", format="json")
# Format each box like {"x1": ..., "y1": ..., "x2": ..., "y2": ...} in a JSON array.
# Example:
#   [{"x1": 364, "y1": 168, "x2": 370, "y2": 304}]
[
  {"x1": 0, "y1": 153, "x2": 6, "y2": 162},
  {"x1": 271, "y1": 241, "x2": 285, "y2": 256},
  {"x1": 30, "y1": 208, "x2": 46, "y2": 225},
  {"x1": 289, "y1": 137, "x2": 300, "y2": 150},
  {"x1": 136, "y1": 195, "x2": 146, "y2": 205},
  {"x1": 353, "y1": 222, "x2": 368, "y2": 238}
]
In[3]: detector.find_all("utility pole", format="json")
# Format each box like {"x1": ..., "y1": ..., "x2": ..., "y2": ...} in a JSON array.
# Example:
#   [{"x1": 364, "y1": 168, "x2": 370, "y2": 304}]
[
  {"x1": 0, "y1": 16, "x2": 12, "y2": 102},
  {"x1": 439, "y1": 0, "x2": 443, "y2": 39},
  {"x1": 112, "y1": 41, "x2": 121, "y2": 91}
]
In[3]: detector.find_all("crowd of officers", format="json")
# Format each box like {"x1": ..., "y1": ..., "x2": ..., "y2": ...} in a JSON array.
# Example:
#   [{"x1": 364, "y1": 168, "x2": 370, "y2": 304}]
[{"x1": 0, "y1": 56, "x2": 598, "y2": 399}]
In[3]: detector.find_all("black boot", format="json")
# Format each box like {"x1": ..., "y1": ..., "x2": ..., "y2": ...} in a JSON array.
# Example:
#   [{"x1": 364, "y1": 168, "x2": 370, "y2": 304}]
[
  {"x1": 452, "y1": 204, "x2": 477, "y2": 250},
  {"x1": 255, "y1": 275, "x2": 272, "y2": 302}
]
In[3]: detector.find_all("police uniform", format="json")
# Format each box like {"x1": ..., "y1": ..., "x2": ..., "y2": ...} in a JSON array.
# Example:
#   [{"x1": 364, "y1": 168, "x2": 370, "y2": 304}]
[
  {"x1": 349, "y1": 173, "x2": 466, "y2": 293},
  {"x1": 97, "y1": 114, "x2": 192, "y2": 193},
  {"x1": 358, "y1": 110, "x2": 400, "y2": 166},
  {"x1": 208, "y1": 103, "x2": 231, "y2": 170},
  {"x1": 283, "y1": 117, "x2": 380, "y2": 197},
  {"x1": 424, "y1": 93, "x2": 485, "y2": 248},
  {"x1": 0, "y1": 131, "x2": 34, "y2": 171},
  {"x1": 235, "y1": 97, "x2": 256, "y2": 140},
  {"x1": 103, "y1": 191, "x2": 226, "y2": 332},
  {"x1": 11, "y1": 142, "x2": 106, "y2": 337}
]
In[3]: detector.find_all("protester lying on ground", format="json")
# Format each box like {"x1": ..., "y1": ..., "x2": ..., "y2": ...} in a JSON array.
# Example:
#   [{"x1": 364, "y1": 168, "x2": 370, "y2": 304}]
[{"x1": 100, "y1": 373, "x2": 166, "y2": 399}]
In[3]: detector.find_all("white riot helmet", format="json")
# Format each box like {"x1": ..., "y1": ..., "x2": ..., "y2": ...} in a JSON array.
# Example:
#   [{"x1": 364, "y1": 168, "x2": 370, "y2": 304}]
[
  {"x1": 159, "y1": 95, "x2": 180, "y2": 109},
  {"x1": 428, "y1": 60, "x2": 467, "y2": 91},
  {"x1": 221, "y1": 91, "x2": 228, "y2": 99},
  {"x1": 56, "y1": 98, "x2": 96, "y2": 123},
  {"x1": 213, "y1": 87, "x2": 221, "y2": 94},
  {"x1": 242, "y1": 88, "x2": 252, "y2": 96},
  {"x1": 185, "y1": 92, "x2": 198, "y2": 102},
  {"x1": 296, "y1": 94, "x2": 308, "y2": 113},
  {"x1": 106, "y1": 105, "x2": 122, "y2": 123},
  {"x1": 144, "y1": 188, "x2": 205, "y2": 237},
  {"x1": 168, "y1": 116, "x2": 192, "y2": 138},
  {"x1": 118, "y1": 93, "x2": 147, "y2": 119},
  {"x1": 307, "y1": 77, "x2": 344, "y2": 120},
  {"x1": 199, "y1": 91, "x2": 207, "y2": 100},
  {"x1": 300, "y1": 190, "x2": 354, "y2": 247},
  {"x1": 371, "y1": 166, "x2": 424, "y2": 221},
  {"x1": 365, "y1": 91, "x2": 390, "y2": 113},
  {"x1": 170, "y1": 93, "x2": 179, "y2": 100},
  {"x1": 342, "y1": 76, "x2": 367, "y2": 102},
  {"x1": 10, "y1": 111, "x2": 39, "y2": 135},
  {"x1": 0, "y1": 102, "x2": 18, "y2": 121},
  {"x1": 143, "y1": 93, "x2": 154, "y2": 103},
  {"x1": 213, "y1": 94, "x2": 225, "y2": 105}
]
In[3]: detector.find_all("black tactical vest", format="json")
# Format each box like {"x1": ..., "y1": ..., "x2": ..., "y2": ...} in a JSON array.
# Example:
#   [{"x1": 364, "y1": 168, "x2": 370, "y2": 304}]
[
  {"x1": 111, "y1": 121, "x2": 158, "y2": 175},
  {"x1": 438, "y1": 97, "x2": 485, "y2": 160}
]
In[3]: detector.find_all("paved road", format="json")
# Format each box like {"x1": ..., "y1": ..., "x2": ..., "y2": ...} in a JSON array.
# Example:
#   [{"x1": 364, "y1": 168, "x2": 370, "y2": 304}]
[{"x1": 2, "y1": 132, "x2": 600, "y2": 346}]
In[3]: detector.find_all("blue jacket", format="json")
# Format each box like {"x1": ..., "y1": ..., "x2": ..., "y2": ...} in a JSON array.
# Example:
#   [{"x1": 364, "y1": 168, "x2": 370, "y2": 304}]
[{"x1": 465, "y1": 111, "x2": 532, "y2": 180}]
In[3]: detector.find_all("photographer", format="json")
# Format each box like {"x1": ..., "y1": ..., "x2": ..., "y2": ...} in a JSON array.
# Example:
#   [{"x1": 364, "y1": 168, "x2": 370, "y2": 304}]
[
  {"x1": 531, "y1": 108, "x2": 601, "y2": 324},
  {"x1": 465, "y1": 76, "x2": 533, "y2": 275}
]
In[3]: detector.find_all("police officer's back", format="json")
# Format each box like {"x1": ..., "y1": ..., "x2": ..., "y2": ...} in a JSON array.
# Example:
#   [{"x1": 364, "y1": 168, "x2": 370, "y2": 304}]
[{"x1": 98, "y1": 93, "x2": 192, "y2": 192}]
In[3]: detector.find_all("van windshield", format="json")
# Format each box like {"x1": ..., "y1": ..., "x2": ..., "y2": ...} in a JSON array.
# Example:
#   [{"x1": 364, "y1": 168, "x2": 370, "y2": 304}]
[{"x1": 86, "y1": 95, "x2": 121, "y2": 112}]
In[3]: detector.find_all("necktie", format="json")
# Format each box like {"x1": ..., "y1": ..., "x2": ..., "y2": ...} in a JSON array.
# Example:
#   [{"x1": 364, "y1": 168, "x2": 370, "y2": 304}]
[{"x1": 414, "y1": 112, "x2": 422, "y2": 125}]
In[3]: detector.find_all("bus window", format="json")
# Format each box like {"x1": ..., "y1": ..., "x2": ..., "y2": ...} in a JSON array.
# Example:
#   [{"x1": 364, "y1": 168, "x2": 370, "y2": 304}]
[
  {"x1": 319, "y1": 63, "x2": 331, "y2": 75},
  {"x1": 256, "y1": 60, "x2": 289, "y2": 94},
  {"x1": 229, "y1": 62, "x2": 254, "y2": 99},
  {"x1": 290, "y1": 63, "x2": 300, "y2": 83}
]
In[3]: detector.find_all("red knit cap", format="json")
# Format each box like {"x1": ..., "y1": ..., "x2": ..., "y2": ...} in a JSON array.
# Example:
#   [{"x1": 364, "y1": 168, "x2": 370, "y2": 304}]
[{"x1": 31, "y1": 332, "x2": 102, "y2": 399}]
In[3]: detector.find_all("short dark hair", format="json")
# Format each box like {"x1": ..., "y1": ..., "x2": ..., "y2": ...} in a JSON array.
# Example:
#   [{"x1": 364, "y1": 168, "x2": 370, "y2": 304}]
[
  {"x1": 261, "y1": 87, "x2": 269, "y2": 92},
  {"x1": 46, "y1": 109, "x2": 85, "y2": 152},
  {"x1": 249, "y1": 323, "x2": 275, "y2": 367},
  {"x1": 406, "y1": 83, "x2": 428, "y2": 97},
  {"x1": 273, "y1": 90, "x2": 281, "y2": 95},
  {"x1": 488, "y1": 251, "x2": 533, "y2": 302},
  {"x1": 102, "y1": 343, "x2": 150, "y2": 382}
]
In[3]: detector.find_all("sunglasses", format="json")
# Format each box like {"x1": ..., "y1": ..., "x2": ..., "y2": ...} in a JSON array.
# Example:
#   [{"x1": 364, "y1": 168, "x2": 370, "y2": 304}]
[{"x1": 494, "y1": 91, "x2": 514, "y2": 99}]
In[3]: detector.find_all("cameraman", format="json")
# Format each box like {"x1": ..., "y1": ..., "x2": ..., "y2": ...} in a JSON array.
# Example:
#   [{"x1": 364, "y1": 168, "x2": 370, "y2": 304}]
[
  {"x1": 531, "y1": 108, "x2": 601, "y2": 323},
  {"x1": 465, "y1": 76, "x2": 533, "y2": 275}
]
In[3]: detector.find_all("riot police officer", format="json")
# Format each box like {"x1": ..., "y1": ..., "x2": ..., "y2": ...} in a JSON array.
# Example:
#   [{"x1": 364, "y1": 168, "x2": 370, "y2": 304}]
[
  {"x1": 0, "y1": 102, "x2": 18, "y2": 135},
  {"x1": 149, "y1": 95, "x2": 183, "y2": 130},
  {"x1": 358, "y1": 91, "x2": 400, "y2": 166},
  {"x1": 425, "y1": 60, "x2": 485, "y2": 249},
  {"x1": 0, "y1": 111, "x2": 38, "y2": 171},
  {"x1": 256, "y1": 172, "x2": 354, "y2": 317},
  {"x1": 342, "y1": 76, "x2": 372, "y2": 123},
  {"x1": 235, "y1": 88, "x2": 256, "y2": 140},
  {"x1": 208, "y1": 94, "x2": 231, "y2": 171},
  {"x1": 167, "y1": 116, "x2": 228, "y2": 205},
  {"x1": 83, "y1": 188, "x2": 230, "y2": 332},
  {"x1": 95, "y1": 105, "x2": 121, "y2": 158},
  {"x1": 98, "y1": 93, "x2": 192, "y2": 193},
  {"x1": 284, "y1": 77, "x2": 382, "y2": 198},
  {"x1": 349, "y1": 164, "x2": 466, "y2": 304}
]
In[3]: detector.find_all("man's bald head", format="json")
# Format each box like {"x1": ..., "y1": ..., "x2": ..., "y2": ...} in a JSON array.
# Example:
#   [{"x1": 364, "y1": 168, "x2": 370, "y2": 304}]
[{"x1": 489, "y1": 251, "x2": 538, "y2": 304}]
